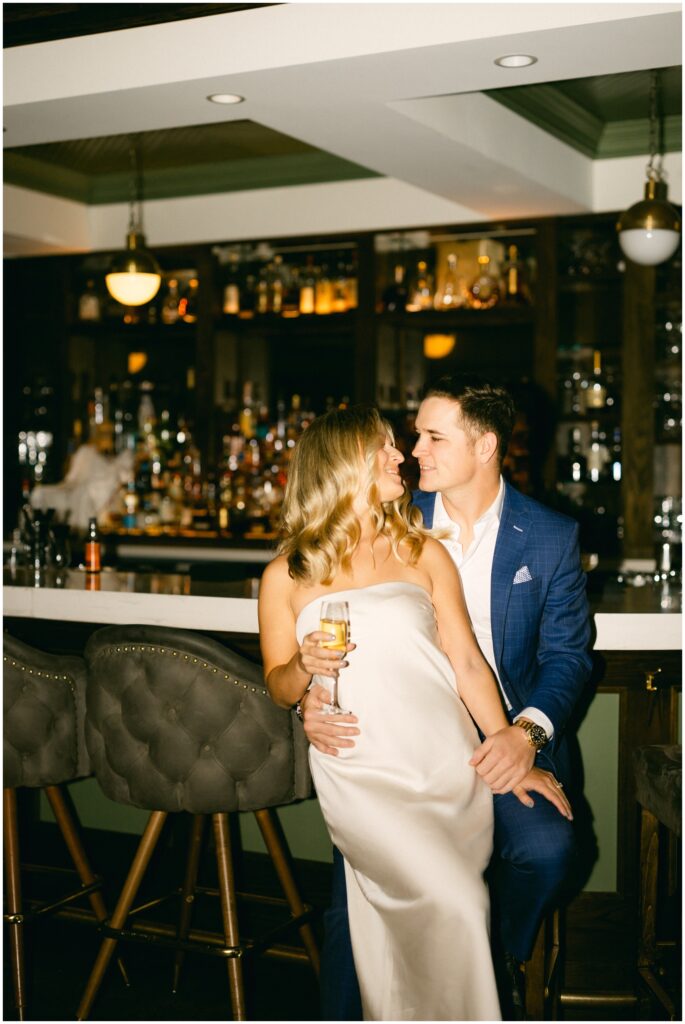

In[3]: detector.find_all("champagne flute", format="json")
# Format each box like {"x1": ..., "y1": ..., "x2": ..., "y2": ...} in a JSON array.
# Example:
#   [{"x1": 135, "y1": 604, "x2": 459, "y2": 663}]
[{"x1": 319, "y1": 599, "x2": 350, "y2": 713}]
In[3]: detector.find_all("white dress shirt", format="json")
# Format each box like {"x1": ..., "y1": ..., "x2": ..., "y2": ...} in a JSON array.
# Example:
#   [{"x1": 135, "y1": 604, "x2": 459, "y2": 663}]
[{"x1": 432, "y1": 478, "x2": 555, "y2": 740}]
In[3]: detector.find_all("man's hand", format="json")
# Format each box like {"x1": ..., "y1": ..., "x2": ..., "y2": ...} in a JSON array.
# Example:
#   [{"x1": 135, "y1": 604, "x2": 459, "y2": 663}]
[
  {"x1": 302, "y1": 683, "x2": 359, "y2": 756},
  {"x1": 469, "y1": 724, "x2": 535, "y2": 792},
  {"x1": 512, "y1": 768, "x2": 573, "y2": 819}
]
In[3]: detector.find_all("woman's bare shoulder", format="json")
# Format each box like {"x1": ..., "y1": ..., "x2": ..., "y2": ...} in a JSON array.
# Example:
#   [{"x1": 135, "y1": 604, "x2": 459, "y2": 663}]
[
  {"x1": 260, "y1": 555, "x2": 293, "y2": 593},
  {"x1": 418, "y1": 536, "x2": 460, "y2": 580}
]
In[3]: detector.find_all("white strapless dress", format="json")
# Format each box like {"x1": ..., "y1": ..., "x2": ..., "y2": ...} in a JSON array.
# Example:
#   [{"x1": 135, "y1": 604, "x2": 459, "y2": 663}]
[{"x1": 298, "y1": 582, "x2": 500, "y2": 1022}]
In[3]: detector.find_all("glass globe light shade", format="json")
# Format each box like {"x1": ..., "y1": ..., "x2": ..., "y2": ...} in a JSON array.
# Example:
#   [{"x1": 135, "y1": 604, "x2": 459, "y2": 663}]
[
  {"x1": 105, "y1": 231, "x2": 162, "y2": 306},
  {"x1": 423, "y1": 334, "x2": 456, "y2": 359},
  {"x1": 617, "y1": 178, "x2": 681, "y2": 266}
]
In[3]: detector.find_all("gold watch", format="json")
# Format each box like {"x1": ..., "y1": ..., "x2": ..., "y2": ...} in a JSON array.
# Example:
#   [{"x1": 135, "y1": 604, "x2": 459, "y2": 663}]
[{"x1": 515, "y1": 718, "x2": 549, "y2": 751}]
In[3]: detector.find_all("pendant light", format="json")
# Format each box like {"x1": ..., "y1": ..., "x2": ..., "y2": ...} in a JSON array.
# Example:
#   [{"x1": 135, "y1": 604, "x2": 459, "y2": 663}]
[
  {"x1": 617, "y1": 70, "x2": 681, "y2": 266},
  {"x1": 105, "y1": 137, "x2": 162, "y2": 306}
]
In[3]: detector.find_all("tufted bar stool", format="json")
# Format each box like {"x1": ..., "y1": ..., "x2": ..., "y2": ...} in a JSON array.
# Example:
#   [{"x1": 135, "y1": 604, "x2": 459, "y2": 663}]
[
  {"x1": 633, "y1": 744, "x2": 681, "y2": 1020},
  {"x1": 77, "y1": 624, "x2": 319, "y2": 1021},
  {"x1": 3, "y1": 633, "x2": 126, "y2": 1021}
]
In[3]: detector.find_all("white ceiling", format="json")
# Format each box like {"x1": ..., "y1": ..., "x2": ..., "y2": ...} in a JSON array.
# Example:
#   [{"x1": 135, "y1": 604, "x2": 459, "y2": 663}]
[{"x1": 3, "y1": 2, "x2": 682, "y2": 251}]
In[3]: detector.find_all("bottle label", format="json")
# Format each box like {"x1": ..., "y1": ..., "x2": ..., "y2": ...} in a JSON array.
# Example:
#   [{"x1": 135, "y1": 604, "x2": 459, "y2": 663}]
[{"x1": 85, "y1": 541, "x2": 101, "y2": 573}]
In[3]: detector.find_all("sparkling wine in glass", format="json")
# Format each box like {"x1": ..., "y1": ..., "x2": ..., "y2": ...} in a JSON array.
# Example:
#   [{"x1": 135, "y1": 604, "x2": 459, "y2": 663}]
[{"x1": 319, "y1": 599, "x2": 350, "y2": 713}]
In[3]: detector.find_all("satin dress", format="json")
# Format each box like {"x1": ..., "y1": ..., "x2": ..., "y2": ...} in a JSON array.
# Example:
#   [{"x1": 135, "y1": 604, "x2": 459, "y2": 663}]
[{"x1": 299, "y1": 581, "x2": 500, "y2": 1021}]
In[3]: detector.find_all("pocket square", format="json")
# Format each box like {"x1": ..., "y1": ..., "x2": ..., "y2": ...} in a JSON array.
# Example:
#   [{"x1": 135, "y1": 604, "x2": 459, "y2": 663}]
[{"x1": 513, "y1": 565, "x2": 533, "y2": 585}]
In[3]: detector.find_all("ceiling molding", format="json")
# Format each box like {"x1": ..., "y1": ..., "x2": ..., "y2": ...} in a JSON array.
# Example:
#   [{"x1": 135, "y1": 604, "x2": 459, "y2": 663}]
[
  {"x1": 3, "y1": 149, "x2": 381, "y2": 204},
  {"x1": 486, "y1": 84, "x2": 605, "y2": 159},
  {"x1": 598, "y1": 114, "x2": 682, "y2": 158}
]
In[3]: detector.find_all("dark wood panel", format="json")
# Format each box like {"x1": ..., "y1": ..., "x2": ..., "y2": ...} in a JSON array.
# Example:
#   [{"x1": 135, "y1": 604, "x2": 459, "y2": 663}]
[{"x1": 621, "y1": 262, "x2": 656, "y2": 558}]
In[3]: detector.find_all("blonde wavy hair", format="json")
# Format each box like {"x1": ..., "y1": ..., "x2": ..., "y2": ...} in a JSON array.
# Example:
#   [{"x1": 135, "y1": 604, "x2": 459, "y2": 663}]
[{"x1": 278, "y1": 406, "x2": 429, "y2": 585}]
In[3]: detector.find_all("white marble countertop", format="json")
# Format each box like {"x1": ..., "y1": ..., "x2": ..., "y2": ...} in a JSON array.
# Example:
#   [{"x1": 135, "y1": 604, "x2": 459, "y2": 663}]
[{"x1": 3, "y1": 566, "x2": 682, "y2": 651}]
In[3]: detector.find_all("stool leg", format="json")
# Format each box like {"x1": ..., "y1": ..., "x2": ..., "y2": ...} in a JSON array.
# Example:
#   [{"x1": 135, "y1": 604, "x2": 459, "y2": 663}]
[
  {"x1": 77, "y1": 810, "x2": 167, "y2": 1020},
  {"x1": 525, "y1": 916, "x2": 547, "y2": 1021},
  {"x1": 44, "y1": 785, "x2": 130, "y2": 987},
  {"x1": 4, "y1": 788, "x2": 26, "y2": 1021},
  {"x1": 213, "y1": 813, "x2": 246, "y2": 1021},
  {"x1": 636, "y1": 805, "x2": 677, "y2": 1018},
  {"x1": 253, "y1": 807, "x2": 321, "y2": 976},
  {"x1": 172, "y1": 813, "x2": 206, "y2": 994},
  {"x1": 638, "y1": 806, "x2": 659, "y2": 968}
]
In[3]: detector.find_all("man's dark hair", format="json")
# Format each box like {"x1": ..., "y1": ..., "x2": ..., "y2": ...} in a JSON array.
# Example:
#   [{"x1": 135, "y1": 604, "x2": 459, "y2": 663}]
[{"x1": 422, "y1": 374, "x2": 516, "y2": 465}]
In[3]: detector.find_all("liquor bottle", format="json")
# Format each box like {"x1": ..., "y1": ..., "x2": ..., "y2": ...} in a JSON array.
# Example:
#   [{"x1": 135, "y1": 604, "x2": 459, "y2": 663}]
[
  {"x1": 586, "y1": 421, "x2": 609, "y2": 483},
  {"x1": 222, "y1": 256, "x2": 241, "y2": 315},
  {"x1": 84, "y1": 517, "x2": 101, "y2": 573},
  {"x1": 179, "y1": 277, "x2": 199, "y2": 323},
  {"x1": 382, "y1": 264, "x2": 408, "y2": 312},
  {"x1": 281, "y1": 263, "x2": 301, "y2": 318},
  {"x1": 584, "y1": 350, "x2": 608, "y2": 410},
  {"x1": 299, "y1": 257, "x2": 316, "y2": 315},
  {"x1": 655, "y1": 378, "x2": 682, "y2": 442},
  {"x1": 434, "y1": 253, "x2": 464, "y2": 311},
  {"x1": 610, "y1": 426, "x2": 622, "y2": 482},
  {"x1": 89, "y1": 386, "x2": 114, "y2": 454},
  {"x1": 239, "y1": 381, "x2": 255, "y2": 439},
  {"x1": 468, "y1": 255, "x2": 500, "y2": 310},
  {"x1": 558, "y1": 427, "x2": 587, "y2": 485},
  {"x1": 254, "y1": 266, "x2": 268, "y2": 315},
  {"x1": 238, "y1": 274, "x2": 257, "y2": 319},
  {"x1": 406, "y1": 260, "x2": 433, "y2": 312},
  {"x1": 332, "y1": 260, "x2": 348, "y2": 313},
  {"x1": 501, "y1": 244, "x2": 530, "y2": 304},
  {"x1": 161, "y1": 279, "x2": 181, "y2": 325},
  {"x1": 315, "y1": 263, "x2": 334, "y2": 315},
  {"x1": 270, "y1": 256, "x2": 284, "y2": 316},
  {"x1": 344, "y1": 257, "x2": 358, "y2": 310},
  {"x1": 78, "y1": 280, "x2": 101, "y2": 321}
]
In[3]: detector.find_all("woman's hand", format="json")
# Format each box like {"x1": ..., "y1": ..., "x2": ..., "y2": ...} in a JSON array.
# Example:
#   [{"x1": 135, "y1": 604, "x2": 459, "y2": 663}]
[
  {"x1": 301, "y1": 683, "x2": 360, "y2": 756},
  {"x1": 297, "y1": 632, "x2": 355, "y2": 679},
  {"x1": 511, "y1": 768, "x2": 573, "y2": 820}
]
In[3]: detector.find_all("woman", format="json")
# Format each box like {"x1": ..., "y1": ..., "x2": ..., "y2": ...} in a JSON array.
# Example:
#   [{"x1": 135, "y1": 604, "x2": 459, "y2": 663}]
[{"x1": 258, "y1": 406, "x2": 568, "y2": 1021}]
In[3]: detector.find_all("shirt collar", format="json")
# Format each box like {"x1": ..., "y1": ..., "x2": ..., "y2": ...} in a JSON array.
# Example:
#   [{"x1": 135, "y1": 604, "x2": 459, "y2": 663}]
[{"x1": 432, "y1": 476, "x2": 505, "y2": 537}]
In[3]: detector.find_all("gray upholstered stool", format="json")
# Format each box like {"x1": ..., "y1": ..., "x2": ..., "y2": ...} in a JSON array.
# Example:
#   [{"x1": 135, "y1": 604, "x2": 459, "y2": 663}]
[
  {"x1": 633, "y1": 744, "x2": 681, "y2": 1020},
  {"x1": 3, "y1": 633, "x2": 125, "y2": 1021},
  {"x1": 77, "y1": 624, "x2": 319, "y2": 1021}
]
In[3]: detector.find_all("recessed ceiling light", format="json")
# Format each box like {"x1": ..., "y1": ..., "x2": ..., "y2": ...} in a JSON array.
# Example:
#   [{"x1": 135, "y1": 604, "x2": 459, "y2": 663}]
[
  {"x1": 207, "y1": 93, "x2": 245, "y2": 105},
  {"x1": 494, "y1": 54, "x2": 538, "y2": 68}
]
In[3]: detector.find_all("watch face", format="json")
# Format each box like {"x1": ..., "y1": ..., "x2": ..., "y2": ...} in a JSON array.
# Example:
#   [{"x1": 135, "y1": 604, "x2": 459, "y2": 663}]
[{"x1": 529, "y1": 724, "x2": 547, "y2": 747}]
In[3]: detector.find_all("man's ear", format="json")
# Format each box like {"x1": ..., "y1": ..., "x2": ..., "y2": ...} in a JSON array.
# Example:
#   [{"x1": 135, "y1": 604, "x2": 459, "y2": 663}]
[{"x1": 477, "y1": 431, "x2": 499, "y2": 465}]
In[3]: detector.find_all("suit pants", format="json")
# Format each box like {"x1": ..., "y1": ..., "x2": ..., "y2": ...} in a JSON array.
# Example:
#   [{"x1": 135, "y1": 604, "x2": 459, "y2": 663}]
[{"x1": 320, "y1": 788, "x2": 576, "y2": 1020}]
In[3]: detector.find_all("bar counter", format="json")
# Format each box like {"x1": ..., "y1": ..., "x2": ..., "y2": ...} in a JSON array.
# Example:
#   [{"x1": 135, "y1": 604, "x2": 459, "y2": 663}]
[{"x1": 3, "y1": 565, "x2": 682, "y2": 651}]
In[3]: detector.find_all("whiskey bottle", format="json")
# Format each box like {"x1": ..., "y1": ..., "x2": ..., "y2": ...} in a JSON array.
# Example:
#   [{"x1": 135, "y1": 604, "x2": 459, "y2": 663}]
[
  {"x1": 434, "y1": 253, "x2": 464, "y2": 311},
  {"x1": 584, "y1": 350, "x2": 608, "y2": 410},
  {"x1": 78, "y1": 280, "x2": 101, "y2": 321},
  {"x1": 299, "y1": 257, "x2": 316, "y2": 315},
  {"x1": 501, "y1": 244, "x2": 530, "y2": 304},
  {"x1": 468, "y1": 255, "x2": 500, "y2": 310},
  {"x1": 406, "y1": 260, "x2": 433, "y2": 312},
  {"x1": 382, "y1": 264, "x2": 408, "y2": 312},
  {"x1": 222, "y1": 256, "x2": 241, "y2": 315},
  {"x1": 84, "y1": 517, "x2": 101, "y2": 573},
  {"x1": 161, "y1": 279, "x2": 181, "y2": 325}
]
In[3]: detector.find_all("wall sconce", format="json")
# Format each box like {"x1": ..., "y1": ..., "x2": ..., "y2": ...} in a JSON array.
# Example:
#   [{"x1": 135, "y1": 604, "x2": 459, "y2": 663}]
[
  {"x1": 424, "y1": 334, "x2": 456, "y2": 359},
  {"x1": 617, "y1": 70, "x2": 681, "y2": 266},
  {"x1": 105, "y1": 137, "x2": 162, "y2": 306}
]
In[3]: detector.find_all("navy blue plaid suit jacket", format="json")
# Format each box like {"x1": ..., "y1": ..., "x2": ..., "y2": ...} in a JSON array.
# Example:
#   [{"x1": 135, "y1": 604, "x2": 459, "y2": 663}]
[{"x1": 412, "y1": 481, "x2": 592, "y2": 778}]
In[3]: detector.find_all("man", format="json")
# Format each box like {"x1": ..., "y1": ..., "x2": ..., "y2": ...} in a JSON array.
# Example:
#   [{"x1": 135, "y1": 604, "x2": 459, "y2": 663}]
[{"x1": 301, "y1": 374, "x2": 593, "y2": 1020}]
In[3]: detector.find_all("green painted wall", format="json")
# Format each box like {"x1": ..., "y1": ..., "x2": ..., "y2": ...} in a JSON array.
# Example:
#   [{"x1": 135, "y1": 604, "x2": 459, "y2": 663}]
[{"x1": 42, "y1": 691, "x2": 624, "y2": 886}]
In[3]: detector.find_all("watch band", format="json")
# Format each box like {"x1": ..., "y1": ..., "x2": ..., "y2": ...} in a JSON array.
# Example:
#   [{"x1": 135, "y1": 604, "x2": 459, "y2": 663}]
[{"x1": 515, "y1": 718, "x2": 549, "y2": 751}]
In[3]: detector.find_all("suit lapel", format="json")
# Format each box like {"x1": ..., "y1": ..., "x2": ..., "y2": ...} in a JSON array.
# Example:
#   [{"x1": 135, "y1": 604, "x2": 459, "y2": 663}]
[{"x1": 491, "y1": 484, "x2": 530, "y2": 671}]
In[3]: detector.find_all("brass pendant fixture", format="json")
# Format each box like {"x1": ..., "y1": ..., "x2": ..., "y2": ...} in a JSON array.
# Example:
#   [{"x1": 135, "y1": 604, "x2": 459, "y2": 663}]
[
  {"x1": 105, "y1": 137, "x2": 162, "y2": 306},
  {"x1": 617, "y1": 70, "x2": 681, "y2": 266}
]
